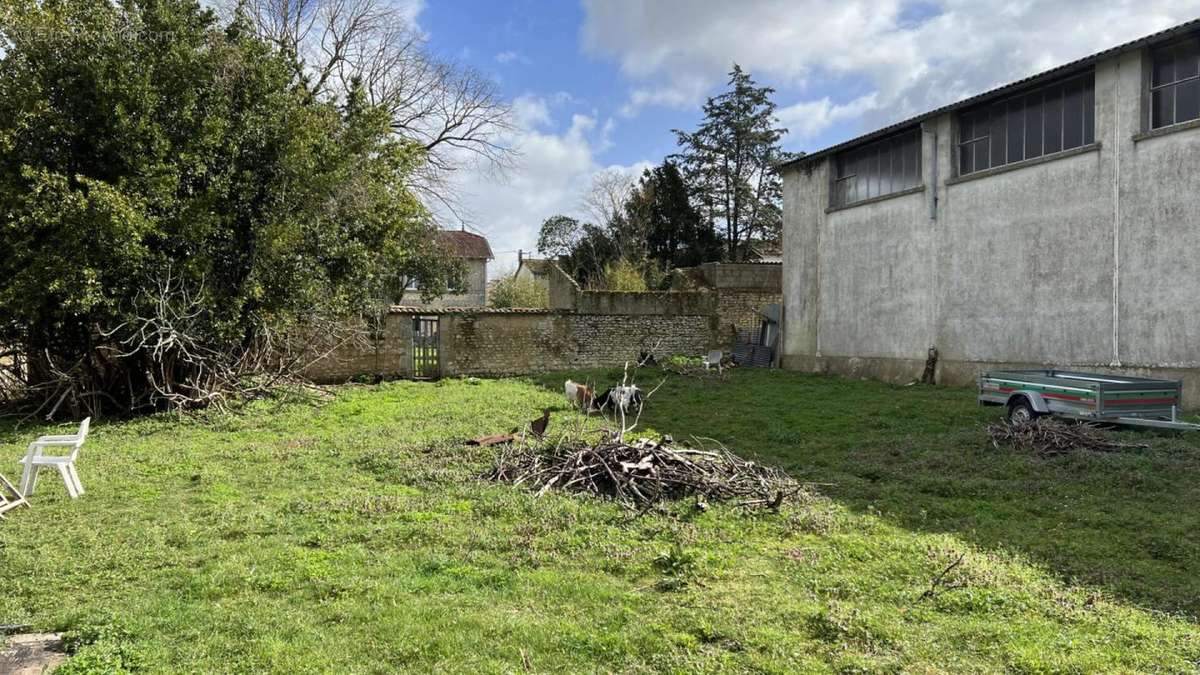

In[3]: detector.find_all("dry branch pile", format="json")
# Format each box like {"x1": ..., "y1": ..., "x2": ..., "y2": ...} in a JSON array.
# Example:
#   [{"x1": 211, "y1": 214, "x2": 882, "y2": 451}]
[
  {"x1": 4, "y1": 272, "x2": 357, "y2": 419},
  {"x1": 487, "y1": 435, "x2": 804, "y2": 510},
  {"x1": 987, "y1": 419, "x2": 1149, "y2": 456}
]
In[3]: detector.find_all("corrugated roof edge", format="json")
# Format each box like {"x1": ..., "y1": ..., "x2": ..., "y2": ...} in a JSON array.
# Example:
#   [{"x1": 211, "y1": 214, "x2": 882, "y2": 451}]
[{"x1": 777, "y1": 17, "x2": 1200, "y2": 171}]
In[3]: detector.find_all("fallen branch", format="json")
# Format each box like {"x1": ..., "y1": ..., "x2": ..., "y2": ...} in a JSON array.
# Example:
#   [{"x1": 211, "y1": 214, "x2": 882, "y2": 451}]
[{"x1": 918, "y1": 552, "x2": 967, "y2": 601}]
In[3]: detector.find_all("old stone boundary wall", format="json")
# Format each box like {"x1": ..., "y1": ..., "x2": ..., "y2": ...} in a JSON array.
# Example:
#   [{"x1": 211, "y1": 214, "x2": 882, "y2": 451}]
[
  {"x1": 306, "y1": 308, "x2": 717, "y2": 382},
  {"x1": 306, "y1": 262, "x2": 781, "y2": 382}
]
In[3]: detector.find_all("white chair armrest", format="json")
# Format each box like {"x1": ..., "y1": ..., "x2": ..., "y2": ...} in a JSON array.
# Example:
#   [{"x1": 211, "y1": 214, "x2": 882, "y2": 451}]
[
  {"x1": 30, "y1": 438, "x2": 81, "y2": 448},
  {"x1": 35, "y1": 434, "x2": 79, "y2": 442}
]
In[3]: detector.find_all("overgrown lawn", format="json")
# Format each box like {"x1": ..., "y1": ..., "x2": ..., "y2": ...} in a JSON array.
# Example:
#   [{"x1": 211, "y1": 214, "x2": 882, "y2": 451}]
[{"x1": 1, "y1": 370, "x2": 1198, "y2": 672}]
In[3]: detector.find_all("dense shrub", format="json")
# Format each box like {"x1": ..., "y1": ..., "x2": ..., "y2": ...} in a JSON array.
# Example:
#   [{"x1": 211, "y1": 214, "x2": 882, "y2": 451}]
[{"x1": 0, "y1": 0, "x2": 460, "y2": 415}]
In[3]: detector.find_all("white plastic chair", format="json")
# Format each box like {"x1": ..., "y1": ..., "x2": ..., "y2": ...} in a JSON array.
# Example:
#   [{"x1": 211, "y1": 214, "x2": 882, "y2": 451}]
[
  {"x1": 19, "y1": 417, "x2": 89, "y2": 499},
  {"x1": 704, "y1": 350, "x2": 724, "y2": 373}
]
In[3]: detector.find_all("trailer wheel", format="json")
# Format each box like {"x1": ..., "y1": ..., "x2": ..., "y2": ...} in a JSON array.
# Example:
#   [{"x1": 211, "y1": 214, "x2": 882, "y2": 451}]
[{"x1": 1006, "y1": 398, "x2": 1040, "y2": 426}]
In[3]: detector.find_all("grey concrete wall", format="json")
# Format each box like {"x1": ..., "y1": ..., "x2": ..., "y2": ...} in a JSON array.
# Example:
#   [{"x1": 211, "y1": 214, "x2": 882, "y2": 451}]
[
  {"x1": 697, "y1": 262, "x2": 782, "y2": 290},
  {"x1": 1115, "y1": 49, "x2": 1200, "y2": 369},
  {"x1": 573, "y1": 290, "x2": 716, "y2": 316},
  {"x1": 781, "y1": 48, "x2": 1200, "y2": 405},
  {"x1": 547, "y1": 261, "x2": 717, "y2": 316},
  {"x1": 547, "y1": 263, "x2": 580, "y2": 311}
]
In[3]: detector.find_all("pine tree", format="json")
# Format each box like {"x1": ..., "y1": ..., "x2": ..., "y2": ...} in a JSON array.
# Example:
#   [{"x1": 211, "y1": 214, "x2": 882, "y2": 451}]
[
  {"x1": 643, "y1": 161, "x2": 720, "y2": 269},
  {"x1": 672, "y1": 65, "x2": 789, "y2": 261}
]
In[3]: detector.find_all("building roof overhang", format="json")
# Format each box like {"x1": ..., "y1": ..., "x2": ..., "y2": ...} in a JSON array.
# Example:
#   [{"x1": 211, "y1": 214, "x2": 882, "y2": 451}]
[{"x1": 778, "y1": 17, "x2": 1200, "y2": 172}]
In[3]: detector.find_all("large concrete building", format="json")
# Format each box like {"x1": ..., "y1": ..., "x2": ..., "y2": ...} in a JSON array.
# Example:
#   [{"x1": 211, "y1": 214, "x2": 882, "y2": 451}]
[{"x1": 779, "y1": 20, "x2": 1200, "y2": 401}]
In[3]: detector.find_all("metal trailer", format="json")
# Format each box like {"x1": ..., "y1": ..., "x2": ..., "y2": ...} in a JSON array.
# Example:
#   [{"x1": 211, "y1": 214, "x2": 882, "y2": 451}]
[{"x1": 978, "y1": 369, "x2": 1200, "y2": 431}]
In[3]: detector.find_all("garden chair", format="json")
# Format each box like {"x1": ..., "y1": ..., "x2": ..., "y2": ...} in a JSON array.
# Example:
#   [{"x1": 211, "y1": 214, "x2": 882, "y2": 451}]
[
  {"x1": 0, "y1": 472, "x2": 30, "y2": 519},
  {"x1": 19, "y1": 417, "x2": 89, "y2": 499},
  {"x1": 703, "y1": 350, "x2": 724, "y2": 373}
]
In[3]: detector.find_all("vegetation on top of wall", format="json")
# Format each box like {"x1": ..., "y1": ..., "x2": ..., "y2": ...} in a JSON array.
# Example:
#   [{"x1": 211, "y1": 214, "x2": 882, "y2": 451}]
[
  {"x1": 599, "y1": 260, "x2": 650, "y2": 292},
  {"x1": 489, "y1": 273, "x2": 549, "y2": 309}
]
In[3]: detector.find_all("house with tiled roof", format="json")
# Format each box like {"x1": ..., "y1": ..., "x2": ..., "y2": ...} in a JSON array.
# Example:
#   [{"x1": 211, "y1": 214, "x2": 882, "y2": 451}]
[
  {"x1": 405, "y1": 230, "x2": 493, "y2": 308},
  {"x1": 514, "y1": 252, "x2": 552, "y2": 285}
]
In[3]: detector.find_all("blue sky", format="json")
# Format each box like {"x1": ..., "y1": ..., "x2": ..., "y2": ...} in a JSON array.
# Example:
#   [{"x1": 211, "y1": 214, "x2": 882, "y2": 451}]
[
  {"x1": 412, "y1": 0, "x2": 1200, "y2": 271},
  {"x1": 421, "y1": 1, "x2": 744, "y2": 174}
]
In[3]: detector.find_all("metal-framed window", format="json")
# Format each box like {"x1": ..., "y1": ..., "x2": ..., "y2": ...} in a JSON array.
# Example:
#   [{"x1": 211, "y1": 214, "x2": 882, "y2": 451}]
[
  {"x1": 1150, "y1": 36, "x2": 1200, "y2": 130},
  {"x1": 957, "y1": 71, "x2": 1095, "y2": 176},
  {"x1": 831, "y1": 128, "x2": 921, "y2": 208}
]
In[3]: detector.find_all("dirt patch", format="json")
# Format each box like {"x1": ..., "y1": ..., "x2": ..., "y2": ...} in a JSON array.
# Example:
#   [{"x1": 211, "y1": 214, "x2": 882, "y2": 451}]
[{"x1": 1, "y1": 633, "x2": 67, "y2": 674}]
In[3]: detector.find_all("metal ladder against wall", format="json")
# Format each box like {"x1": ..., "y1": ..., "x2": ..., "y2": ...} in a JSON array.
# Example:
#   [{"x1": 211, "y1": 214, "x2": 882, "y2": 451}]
[{"x1": 411, "y1": 316, "x2": 440, "y2": 379}]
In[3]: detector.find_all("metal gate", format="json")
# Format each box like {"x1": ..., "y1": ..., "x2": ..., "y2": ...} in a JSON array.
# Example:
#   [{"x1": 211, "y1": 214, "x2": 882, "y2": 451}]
[{"x1": 411, "y1": 316, "x2": 440, "y2": 379}]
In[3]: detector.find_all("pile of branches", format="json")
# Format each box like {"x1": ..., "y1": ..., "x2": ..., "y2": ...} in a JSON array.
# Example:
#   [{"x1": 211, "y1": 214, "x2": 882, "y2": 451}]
[
  {"x1": 487, "y1": 435, "x2": 804, "y2": 510},
  {"x1": 987, "y1": 419, "x2": 1149, "y2": 456},
  {"x1": 4, "y1": 274, "x2": 362, "y2": 420},
  {"x1": 0, "y1": 348, "x2": 21, "y2": 408}
]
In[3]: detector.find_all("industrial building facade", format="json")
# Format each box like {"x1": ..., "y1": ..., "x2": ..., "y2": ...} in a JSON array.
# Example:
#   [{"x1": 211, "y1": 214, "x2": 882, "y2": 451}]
[{"x1": 779, "y1": 20, "x2": 1200, "y2": 401}]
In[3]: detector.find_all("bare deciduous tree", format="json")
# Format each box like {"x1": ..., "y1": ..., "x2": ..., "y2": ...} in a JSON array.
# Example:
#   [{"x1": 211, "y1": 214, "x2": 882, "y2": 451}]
[
  {"x1": 580, "y1": 168, "x2": 636, "y2": 230},
  {"x1": 227, "y1": 0, "x2": 515, "y2": 218}
]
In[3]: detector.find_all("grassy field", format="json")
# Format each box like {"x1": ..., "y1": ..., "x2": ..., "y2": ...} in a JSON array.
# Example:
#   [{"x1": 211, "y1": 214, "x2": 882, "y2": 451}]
[{"x1": 1, "y1": 369, "x2": 1198, "y2": 672}]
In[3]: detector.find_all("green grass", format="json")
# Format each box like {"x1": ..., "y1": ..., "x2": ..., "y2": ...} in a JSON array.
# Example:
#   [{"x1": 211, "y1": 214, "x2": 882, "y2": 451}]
[{"x1": 1, "y1": 370, "x2": 1198, "y2": 672}]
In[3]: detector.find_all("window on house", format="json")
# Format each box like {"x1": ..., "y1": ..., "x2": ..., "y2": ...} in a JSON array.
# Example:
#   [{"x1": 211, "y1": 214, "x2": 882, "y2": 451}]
[
  {"x1": 831, "y1": 128, "x2": 921, "y2": 208},
  {"x1": 1151, "y1": 36, "x2": 1200, "y2": 129},
  {"x1": 957, "y1": 71, "x2": 1095, "y2": 176}
]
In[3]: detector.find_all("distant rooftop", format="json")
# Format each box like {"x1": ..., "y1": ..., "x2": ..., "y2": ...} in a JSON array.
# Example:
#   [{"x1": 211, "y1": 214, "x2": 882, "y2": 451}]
[
  {"x1": 438, "y1": 230, "x2": 493, "y2": 260},
  {"x1": 747, "y1": 245, "x2": 782, "y2": 264},
  {"x1": 517, "y1": 258, "x2": 552, "y2": 274}
]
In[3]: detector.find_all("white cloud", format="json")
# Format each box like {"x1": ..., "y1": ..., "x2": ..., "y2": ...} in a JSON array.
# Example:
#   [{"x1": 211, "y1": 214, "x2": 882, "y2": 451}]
[
  {"x1": 511, "y1": 95, "x2": 553, "y2": 128},
  {"x1": 583, "y1": 0, "x2": 1200, "y2": 141},
  {"x1": 436, "y1": 96, "x2": 651, "y2": 274},
  {"x1": 495, "y1": 50, "x2": 530, "y2": 65},
  {"x1": 777, "y1": 93, "x2": 879, "y2": 140},
  {"x1": 394, "y1": 0, "x2": 425, "y2": 27},
  {"x1": 592, "y1": 116, "x2": 618, "y2": 153}
]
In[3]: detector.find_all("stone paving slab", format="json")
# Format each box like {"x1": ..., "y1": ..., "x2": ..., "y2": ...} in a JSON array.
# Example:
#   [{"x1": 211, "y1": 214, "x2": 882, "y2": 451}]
[{"x1": 0, "y1": 633, "x2": 67, "y2": 674}]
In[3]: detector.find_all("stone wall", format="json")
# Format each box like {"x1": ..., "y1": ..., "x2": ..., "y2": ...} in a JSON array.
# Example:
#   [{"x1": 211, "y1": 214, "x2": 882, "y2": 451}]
[
  {"x1": 691, "y1": 263, "x2": 782, "y2": 340},
  {"x1": 307, "y1": 260, "x2": 779, "y2": 382},
  {"x1": 441, "y1": 311, "x2": 717, "y2": 377},
  {"x1": 717, "y1": 290, "x2": 783, "y2": 334},
  {"x1": 307, "y1": 308, "x2": 717, "y2": 382},
  {"x1": 574, "y1": 290, "x2": 716, "y2": 316},
  {"x1": 304, "y1": 316, "x2": 413, "y2": 382}
]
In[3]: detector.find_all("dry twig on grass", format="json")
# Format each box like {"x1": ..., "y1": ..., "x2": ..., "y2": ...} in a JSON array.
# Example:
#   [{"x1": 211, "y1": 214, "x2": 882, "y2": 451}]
[
  {"x1": 486, "y1": 434, "x2": 806, "y2": 511},
  {"x1": 918, "y1": 552, "x2": 967, "y2": 601},
  {"x1": 987, "y1": 419, "x2": 1149, "y2": 456}
]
